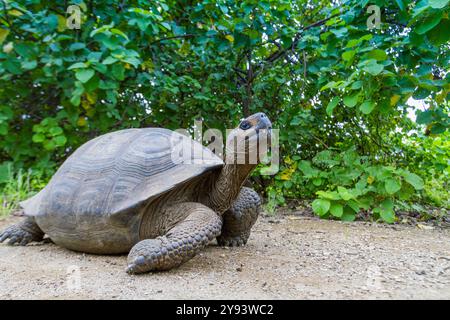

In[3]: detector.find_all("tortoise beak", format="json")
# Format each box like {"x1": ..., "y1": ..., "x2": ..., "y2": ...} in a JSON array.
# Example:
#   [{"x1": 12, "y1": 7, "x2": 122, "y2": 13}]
[{"x1": 254, "y1": 113, "x2": 272, "y2": 134}]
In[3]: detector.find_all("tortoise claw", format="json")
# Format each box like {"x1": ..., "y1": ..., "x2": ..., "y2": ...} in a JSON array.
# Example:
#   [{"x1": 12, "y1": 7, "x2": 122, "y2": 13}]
[
  {"x1": 217, "y1": 235, "x2": 247, "y2": 247},
  {"x1": 0, "y1": 225, "x2": 33, "y2": 245},
  {"x1": 0, "y1": 218, "x2": 44, "y2": 246}
]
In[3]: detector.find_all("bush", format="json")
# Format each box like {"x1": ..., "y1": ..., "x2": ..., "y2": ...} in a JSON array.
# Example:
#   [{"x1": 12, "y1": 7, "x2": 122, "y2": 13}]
[{"x1": 0, "y1": 1, "x2": 449, "y2": 221}]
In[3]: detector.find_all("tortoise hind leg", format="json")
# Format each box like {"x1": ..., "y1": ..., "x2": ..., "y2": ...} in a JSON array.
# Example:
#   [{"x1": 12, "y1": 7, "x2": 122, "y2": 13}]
[
  {"x1": 0, "y1": 217, "x2": 45, "y2": 245},
  {"x1": 126, "y1": 202, "x2": 222, "y2": 274},
  {"x1": 217, "y1": 187, "x2": 261, "y2": 247}
]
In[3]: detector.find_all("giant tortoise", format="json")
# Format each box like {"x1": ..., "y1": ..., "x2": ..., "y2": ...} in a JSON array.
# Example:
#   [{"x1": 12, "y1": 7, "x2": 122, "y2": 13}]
[{"x1": 0, "y1": 112, "x2": 272, "y2": 274}]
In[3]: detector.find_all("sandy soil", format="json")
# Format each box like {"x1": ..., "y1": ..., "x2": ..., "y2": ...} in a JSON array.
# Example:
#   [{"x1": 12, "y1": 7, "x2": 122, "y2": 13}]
[{"x1": 0, "y1": 212, "x2": 449, "y2": 300}]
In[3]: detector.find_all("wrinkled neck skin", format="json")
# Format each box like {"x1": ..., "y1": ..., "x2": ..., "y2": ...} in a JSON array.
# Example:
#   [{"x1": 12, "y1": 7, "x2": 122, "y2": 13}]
[{"x1": 205, "y1": 163, "x2": 255, "y2": 215}]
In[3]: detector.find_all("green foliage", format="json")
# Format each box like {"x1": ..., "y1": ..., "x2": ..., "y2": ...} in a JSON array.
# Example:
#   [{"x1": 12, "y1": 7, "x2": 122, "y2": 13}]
[
  {"x1": 271, "y1": 148, "x2": 427, "y2": 222},
  {"x1": 0, "y1": 1, "x2": 449, "y2": 221},
  {"x1": 0, "y1": 163, "x2": 44, "y2": 217}
]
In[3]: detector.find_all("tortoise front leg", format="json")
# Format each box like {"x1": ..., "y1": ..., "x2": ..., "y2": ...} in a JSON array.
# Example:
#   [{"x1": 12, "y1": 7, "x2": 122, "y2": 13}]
[
  {"x1": 126, "y1": 202, "x2": 222, "y2": 274},
  {"x1": 0, "y1": 217, "x2": 45, "y2": 245},
  {"x1": 217, "y1": 187, "x2": 261, "y2": 247}
]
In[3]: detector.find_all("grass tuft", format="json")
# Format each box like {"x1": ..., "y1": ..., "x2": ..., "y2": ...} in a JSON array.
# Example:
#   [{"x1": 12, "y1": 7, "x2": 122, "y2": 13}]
[{"x1": 0, "y1": 168, "x2": 41, "y2": 218}]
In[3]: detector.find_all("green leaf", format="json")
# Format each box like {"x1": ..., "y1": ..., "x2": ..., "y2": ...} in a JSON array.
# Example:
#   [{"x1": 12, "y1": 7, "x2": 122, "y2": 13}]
[
  {"x1": 160, "y1": 22, "x2": 171, "y2": 30},
  {"x1": 380, "y1": 198, "x2": 394, "y2": 211},
  {"x1": 427, "y1": 18, "x2": 450, "y2": 46},
  {"x1": 416, "y1": 12, "x2": 443, "y2": 35},
  {"x1": 75, "y1": 69, "x2": 95, "y2": 83},
  {"x1": 22, "y1": 60, "x2": 37, "y2": 70},
  {"x1": 70, "y1": 94, "x2": 81, "y2": 106},
  {"x1": 326, "y1": 97, "x2": 340, "y2": 116},
  {"x1": 394, "y1": 0, "x2": 406, "y2": 11},
  {"x1": 32, "y1": 133, "x2": 45, "y2": 143},
  {"x1": 429, "y1": 0, "x2": 449, "y2": 9},
  {"x1": 53, "y1": 135, "x2": 67, "y2": 146},
  {"x1": 330, "y1": 203, "x2": 343, "y2": 217},
  {"x1": 0, "y1": 123, "x2": 7, "y2": 135},
  {"x1": 403, "y1": 172, "x2": 424, "y2": 190},
  {"x1": 102, "y1": 56, "x2": 118, "y2": 65},
  {"x1": 43, "y1": 140, "x2": 56, "y2": 150},
  {"x1": 316, "y1": 191, "x2": 341, "y2": 200},
  {"x1": 83, "y1": 75, "x2": 100, "y2": 92},
  {"x1": 112, "y1": 64, "x2": 125, "y2": 80},
  {"x1": 0, "y1": 162, "x2": 12, "y2": 183},
  {"x1": 379, "y1": 199, "x2": 395, "y2": 223},
  {"x1": 363, "y1": 60, "x2": 384, "y2": 75},
  {"x1": 429, "y1": 123, "x2": 447, "y2": 134},
  {"x1": 351, "y1": 81, "x2": 363, "y2": 90},
  {"x1": 385, "y1": 178, "x2": 401, "y2": 194},
  {"x1": 337, "y1": 186, "x2": 353, "y2": 201},
  {"x1": 49, "y1": 126, "x2": 63, "y2": 136},
  {"x1": 366, "y1": 49, "x2": 387, "y2": 61},
  {"x1": 123, "y1": 57, "x2": 141, "y2": 68},
  {"x1": 346, "y1": 39, "x2": 360, "y2": 48},
  {"x1": 331, "y1": 27, "x2": 348, "y2": 38},
  {"x1": 90, "y1": 24, "x2": 112, "y2": 37},
  {"x1": 380, "y1": 208, "x2": 395, "y2": 223},
  {"x1": 320, "y1": 81, "x2": 340, "y2": 91},
  {"x1": 111, "y1": 28, "x2": 129, "y2": 40},
  {"x1": 68, "y1": 62, "x2": 87, "y2": 70},
  {"x1": 312, "y1": 178, "x2": 322, "y2": 186},
  {"x1": 342, "y1": 50, "x2": 356, "y2": 61},
  {"x1": 298, "y1": 161, "x2": 318, "y2": 177},
  {"x1": 359, "y1": 100, "x2": 375, "y2": 114},
  {"x1": 416, "y1": 110, "x2": 433, "y2": 124},
  {"x1": 3, "y1": 59, "x2": 22, "y2": 74},
  {"x1": 166, "y1": 103, "x2": 178, "y2": 111},
  {"x1": 14, "y1": 43, "x2": 35, "y2": 59},
  {"x1": 347, "y1": 200, "x2": 360, "y2": 213},
  {"x1": 312, "y1": 199, "x2": 331, "y2": 216},
  {"x1": 219, "y1": 4, "x2": 229, "y2": 14},
  {"x1": 91, "y1": 63, "x2": 107, "y2": 74},
  {"x1": 69, "y1": 43, "x2": 85, "y2": 51},
  {"x1": 341, "y1": 206, "x2": 356, "y2": 221},
  {"x1": 343, "y1": 93, "x2": 359, "y2": 108},
  {"x1": 0, "y1": 28, "x2": 9, "y2": 44}
]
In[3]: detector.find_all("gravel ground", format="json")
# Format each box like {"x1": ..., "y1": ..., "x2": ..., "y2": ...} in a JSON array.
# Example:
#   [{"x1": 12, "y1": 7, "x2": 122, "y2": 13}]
[{"x1": 0, "y1": 212, "x2": 449, "y2": 300}]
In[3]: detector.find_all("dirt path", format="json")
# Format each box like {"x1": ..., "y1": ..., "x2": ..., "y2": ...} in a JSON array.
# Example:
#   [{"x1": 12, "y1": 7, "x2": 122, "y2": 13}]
[{"x1": 1, "y1": 213, "x2": 449, "y2": 299}]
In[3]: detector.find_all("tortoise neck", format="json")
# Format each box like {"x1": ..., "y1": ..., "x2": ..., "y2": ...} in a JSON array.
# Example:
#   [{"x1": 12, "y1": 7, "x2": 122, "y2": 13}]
[{"x1": 206, "y1": 163, "x2": 255, "y2": 214}]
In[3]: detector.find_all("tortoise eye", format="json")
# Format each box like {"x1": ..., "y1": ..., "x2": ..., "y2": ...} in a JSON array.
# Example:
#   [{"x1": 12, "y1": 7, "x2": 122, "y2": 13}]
[{"x1": 239, "y1": 121, "x2": 252, "y2": 130}]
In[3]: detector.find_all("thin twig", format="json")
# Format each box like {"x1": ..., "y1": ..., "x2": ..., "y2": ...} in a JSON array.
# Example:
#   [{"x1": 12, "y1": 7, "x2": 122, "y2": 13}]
[{"x1": 257, "y1": 12, "x2": 341, "y2": 72}]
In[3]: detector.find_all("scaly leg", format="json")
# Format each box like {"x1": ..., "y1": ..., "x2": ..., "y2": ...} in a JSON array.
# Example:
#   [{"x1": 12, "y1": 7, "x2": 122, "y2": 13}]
[
  {"x1": 126, "y1": 202, "x2": 222, "y2": 274},
  {"x1": 217, "y1": 187, "x2": 260, "y2": 247},
  {"x1": 0, "y1": 217, "x2": 45, "y2": 245}
]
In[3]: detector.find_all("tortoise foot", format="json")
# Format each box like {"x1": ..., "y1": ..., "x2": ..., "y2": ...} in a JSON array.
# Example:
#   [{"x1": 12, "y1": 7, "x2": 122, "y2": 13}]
[
  {"x1": 0, "y1": 217, "x2": 44, "y2": 246},
  {"x1": 217, "y1": 187, "x2": 260, "y2": 247},
  {"x1": 127, "y1": 238, "x2": 160, "y2": 274},
  {"x1": 127, "y1": 202, "x2": 222, "y2": 274},
  {"x1": 217, "y1": 235, "x2": 248, "y2": 247},
  {"x1": 217, "y1": 234, "x2": 249, "y2": 247}
]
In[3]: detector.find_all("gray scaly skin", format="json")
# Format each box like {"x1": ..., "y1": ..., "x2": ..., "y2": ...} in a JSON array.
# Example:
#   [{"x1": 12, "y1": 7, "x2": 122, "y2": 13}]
[
  {"x1": 126, "y1": 202, "x2": 222, "y2": 273},
  {"x1": 217, "y1": 187, "x2": 261, "y2": 246},
  {"x1": 126, "y1": 187, "x2": 261, "y2": 273}
]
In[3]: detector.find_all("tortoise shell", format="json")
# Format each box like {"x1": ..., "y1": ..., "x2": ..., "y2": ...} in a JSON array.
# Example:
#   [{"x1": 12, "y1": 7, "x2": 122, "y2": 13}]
[{"x1": 20, "y1": 128, "x2": 223, "y2": 253}]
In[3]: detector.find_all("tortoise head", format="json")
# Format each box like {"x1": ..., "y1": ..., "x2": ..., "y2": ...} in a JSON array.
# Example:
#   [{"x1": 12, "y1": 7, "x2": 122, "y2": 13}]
[{"x1": 225, "y1": 112, "x2": 272, "y2": 164}]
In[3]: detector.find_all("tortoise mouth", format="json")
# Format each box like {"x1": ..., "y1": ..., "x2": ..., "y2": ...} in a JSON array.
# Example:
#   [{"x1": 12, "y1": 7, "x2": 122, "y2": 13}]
[
  {"x1": 255, "y1": 127, "x2": 272, "y2": 135},
  {"x1": 242, "y1": 127, "x2": 272, "y2": 153},
  {"x1": 252, "y1": 126, "x2": 272, "y2": 142}
]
